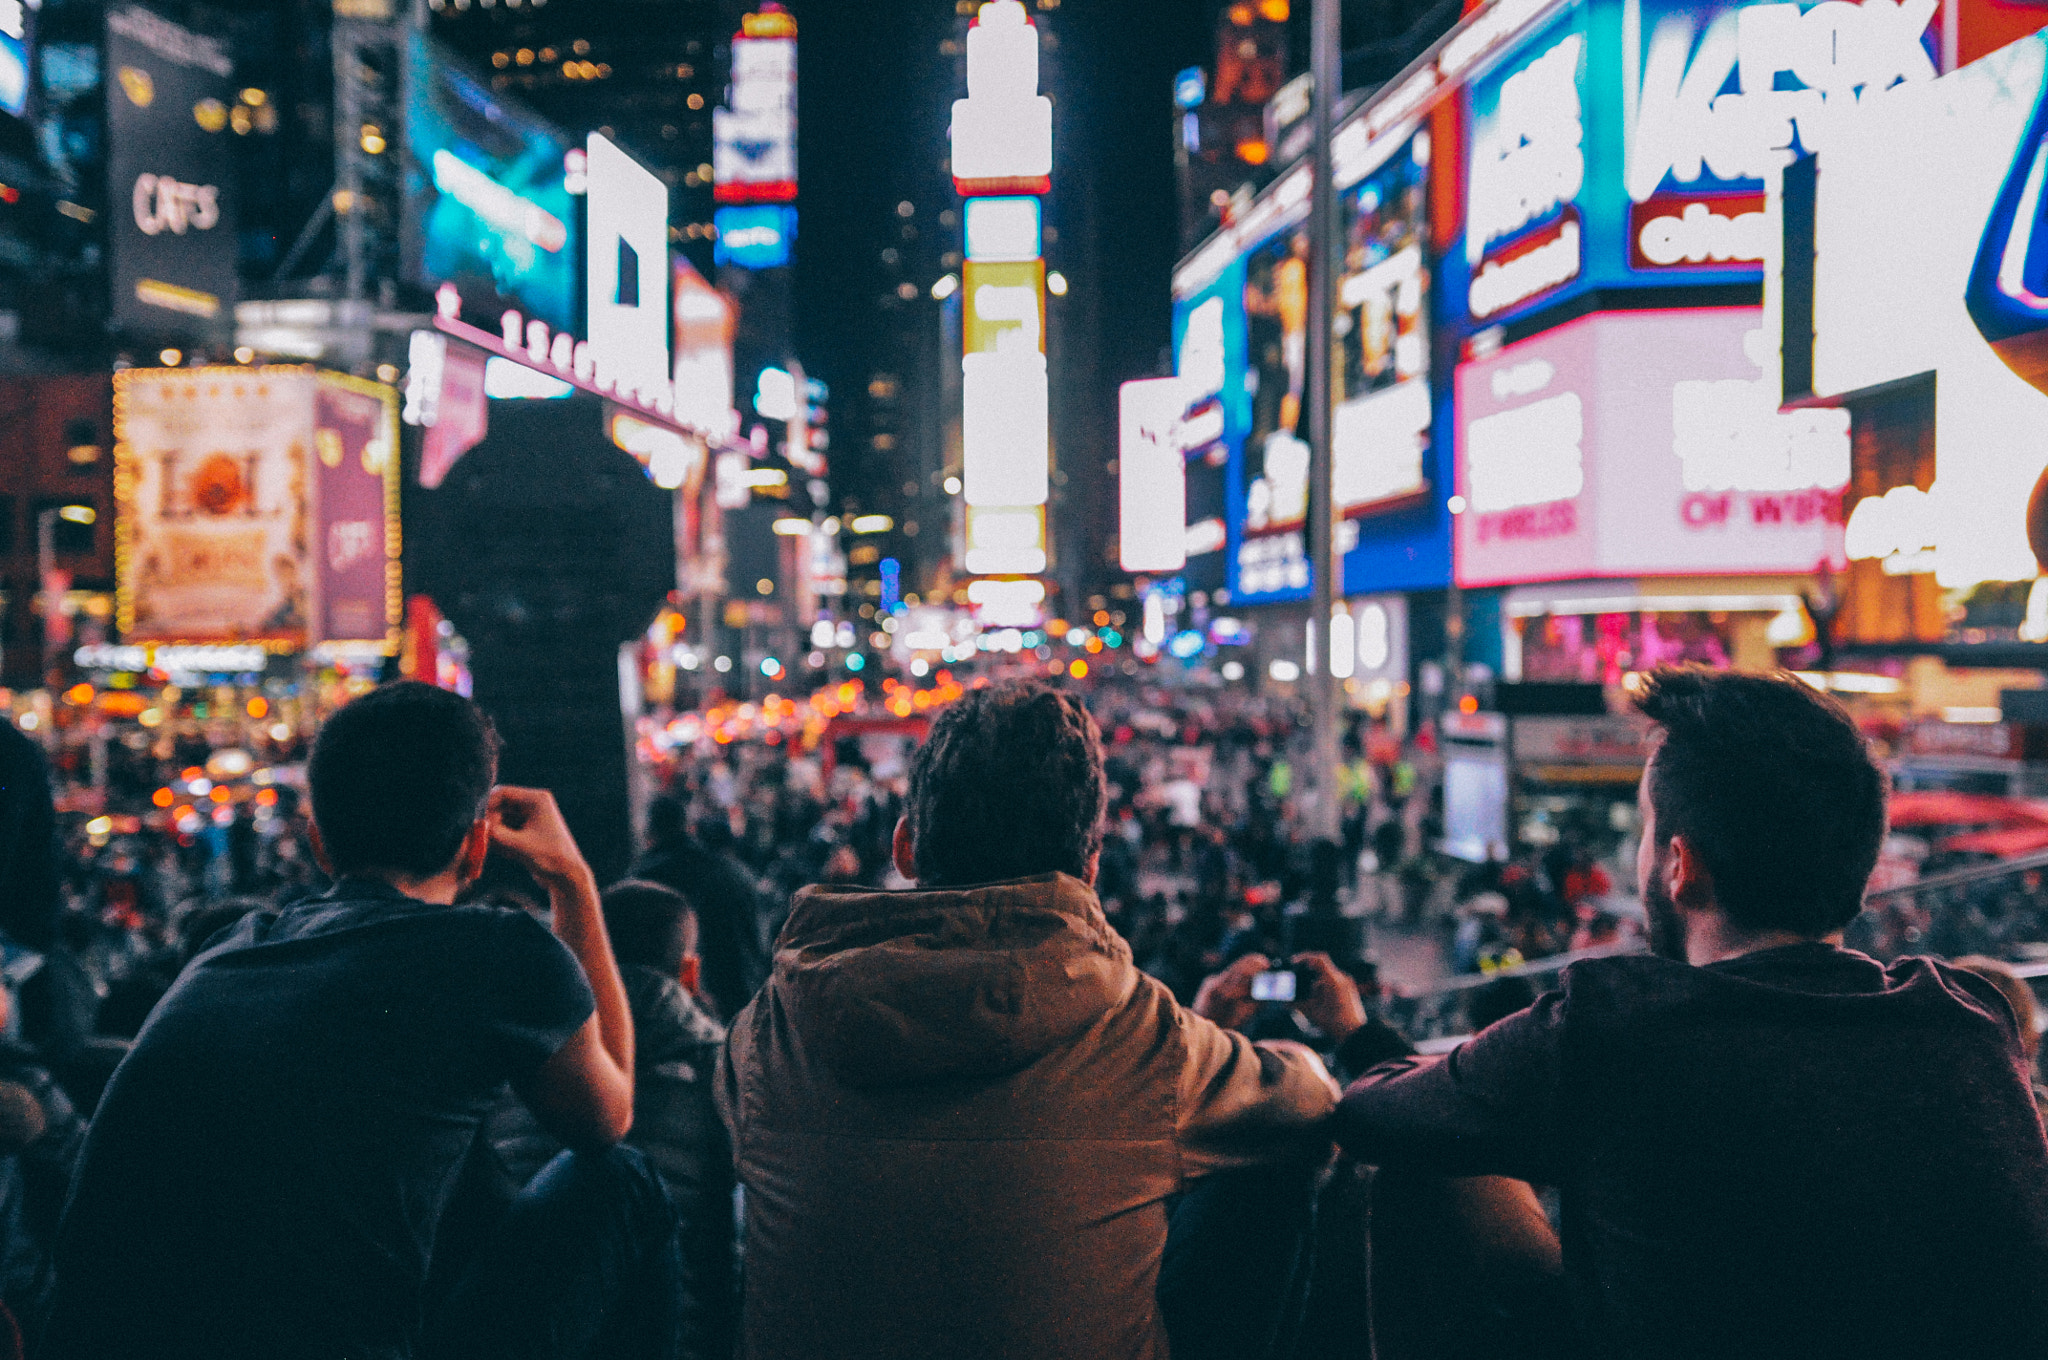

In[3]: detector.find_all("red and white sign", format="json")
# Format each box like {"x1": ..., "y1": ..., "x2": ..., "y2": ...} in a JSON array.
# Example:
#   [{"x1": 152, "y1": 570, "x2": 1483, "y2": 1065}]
[{"x1": 1454, "y1": 307, "x2": 1849, "y2": 586}]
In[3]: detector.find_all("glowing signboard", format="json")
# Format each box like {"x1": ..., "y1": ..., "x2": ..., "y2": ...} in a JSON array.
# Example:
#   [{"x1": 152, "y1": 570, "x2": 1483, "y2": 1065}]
[
  {"x1": 1454, "y1": 307, "x2": 1847, "y2": 586},
  {"x1": 585, "y1": 133, "x2": 670, "y2": 407},
  {"x1": 951, "y1": 1, "x2": 1053, "y2": 195},
  {"x1": 1120, "y1": 378, "x2": 1191, "y2": 572},
  {"x1": 1799, "y1": 30, "x2": 2048, "y2": 590},
  {"x1": 714, "y1": 8, "x2": 797, "y2": 205},
  {"x1": 713, "y1": 204, "x2": 795, "y2": 269}
]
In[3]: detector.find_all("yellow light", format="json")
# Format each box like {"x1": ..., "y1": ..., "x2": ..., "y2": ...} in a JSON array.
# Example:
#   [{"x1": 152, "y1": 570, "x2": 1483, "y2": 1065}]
[
  {"x1": 86, "y1": 816, "x2": 113, "y2": 836},
  {"x1": 741, "y1": 468, "x2": 789, "y2": 489},
  {"x1": 360, "y1": 125, "x2": 386, "y2": 155},
  {"x1": 153, "y1": 787, "x2": 175, "y2": 808},
  {"x1": 234, "y1": 346, "x2": 255, "y2": 364},
  {"x1": 1069, "y1": 660, "x2": 1088, "y2": 679},
  {"x1": 1046, "y1": 271, "x2": 1068, "y2": 296},
  {"x1": 1459, "y1": 694, "x2": 1480, "y2": 714},
  {"x1": 1258, "y1": 0, "x2": 1289, "y2": 18},
  {"x1": 771, "y1": 517, "x2": 812, "y2": 536},
  {"x1": 1092, "y1": 610, "x2": 1110, "y2": 626},
  {"x1": 515, "y1": 48, "x2": 534, "y2": 65},
  {"x1": 850, "y1": 515, "x2": 895, "y2": 534},
  {"x1": 64, "y1": 683, "x2": 93, "y2": 706},
  {"x1": 247, "y1": 696, "x2": 269, "y2": 719},
  {"x1": 1236, "y1": 140, "x2": 1270, "y2": 166},
  {"x1": 159, "y1": 348, "x2": 182, "y2": 366},
  {"x1": 58, "y1": 504, "x2": 96, "y2": 525},
  {"x1": 932, "y1": 273, "x2": 960, "y2": 300}
]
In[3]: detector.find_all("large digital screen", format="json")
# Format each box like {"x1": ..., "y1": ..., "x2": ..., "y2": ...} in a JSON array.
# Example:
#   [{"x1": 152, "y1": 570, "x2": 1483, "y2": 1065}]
[
  {"x1": 0, "y1": 0, "x2": 32, "y2": 119},
  {"x1": 403, "y1": 32, "x2": 579, "y2": 333},
  {"x1": 1436, "y1": 0, "x2": 1947, "y2": 334},
  {"x1": 713, "y1": 205, "x2": 795, "y2": 270},
  {"x1": 1171, "y1": 256, "x2": 1245, "y2": 594},
  {"x1": 1334, "y1": 128, "x2": 1433, "y2": 515},
  {"x1": 1454, "y1": 307, "x2": 1848, "y2": 586},
  {"x1": 1801, "y1": 29, "x2": 2048, "y2": 591}
]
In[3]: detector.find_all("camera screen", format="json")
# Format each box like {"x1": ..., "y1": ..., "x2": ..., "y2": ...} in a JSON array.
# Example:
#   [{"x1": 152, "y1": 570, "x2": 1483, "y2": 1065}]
[{"x1": 1250, "y1": 970, "x2": 1296, "y2": 1003}]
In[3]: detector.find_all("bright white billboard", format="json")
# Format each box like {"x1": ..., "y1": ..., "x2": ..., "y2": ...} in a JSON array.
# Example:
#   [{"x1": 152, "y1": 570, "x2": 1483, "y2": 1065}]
[
  {"x1": 586, "y1": 133, "x2": 670, "y2": 405},
  {"x1": 1119, "y1": 378, "x2": 1189, "y2": 573}
]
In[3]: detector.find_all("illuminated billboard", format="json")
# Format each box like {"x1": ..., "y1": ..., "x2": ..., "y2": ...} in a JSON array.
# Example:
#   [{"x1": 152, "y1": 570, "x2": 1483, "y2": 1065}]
[
  {"x1": 1334, "y1": 128, "x2": 1432, "y2": 516},
  {"x1": 1437, "y1": 0, "x2": 1946, "y2": 331},
  {"x1": 1173, "y1": 255, "x2": 1246, "y2": 592},
  {"x1": 107, "y1": 4, "x2": 237, "y2": 339},
  {"x1": 1797, "y1": 29, "x2": 2048, "y2": 591},
  {"x1": 117, "y1": 367, "x2": 401, "y2": 649},
  {"x1": 1119, "y1": 378, "x2": 1190, "y2": 573},
  {"x1": 952, "y1": 1, "x2": 1053, "y2": 195},
  {"x1": 586, "y1": 133, "x2": 671, "y2": 406},
  {"x1": 713, "y1": 205, "x2": 795, "y2": 269},
  {"x1": 714, "y1": 8, "x2": 797, "y2": 206},
  {"x1": 1, "y1": 0, "x2": 32, "y2": 120},
  {"x1": 1454, "y1": 307, "x2": 1847, "y2": 586},
  {"x1": 403, "y1": 32, "x2": 579, "y2": 333}
]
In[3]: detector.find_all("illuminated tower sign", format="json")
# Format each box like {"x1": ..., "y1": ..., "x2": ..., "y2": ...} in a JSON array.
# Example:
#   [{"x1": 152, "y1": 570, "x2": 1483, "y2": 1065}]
[
  {"x1": 954, "y1": 1, "x2": 1052, "y2": 577},
  {"x1": 714, "y1": 5, "x2": 798, "y2": 206}
]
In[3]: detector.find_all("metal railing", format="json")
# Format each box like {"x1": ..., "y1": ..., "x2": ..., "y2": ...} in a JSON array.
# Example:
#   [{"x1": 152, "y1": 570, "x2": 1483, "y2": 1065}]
[
  {"x1": 1384, "y1": 851, "x2": 2048, "y2": 1047},
  {"x1": 1850, "y1": 849, "x2": 2048, "y2": 965}
]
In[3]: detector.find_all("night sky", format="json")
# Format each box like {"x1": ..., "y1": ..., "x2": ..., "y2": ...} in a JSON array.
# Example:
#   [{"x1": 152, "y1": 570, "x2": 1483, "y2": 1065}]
[{"x1": 791, "y1": 0, "x2": 1216, "y2": 430}]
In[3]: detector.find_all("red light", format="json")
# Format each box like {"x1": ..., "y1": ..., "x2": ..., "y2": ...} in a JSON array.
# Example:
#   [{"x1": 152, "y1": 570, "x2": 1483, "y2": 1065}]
[{"x1": 1459, "y1": 695, "x2": 1480, "y2": 714}]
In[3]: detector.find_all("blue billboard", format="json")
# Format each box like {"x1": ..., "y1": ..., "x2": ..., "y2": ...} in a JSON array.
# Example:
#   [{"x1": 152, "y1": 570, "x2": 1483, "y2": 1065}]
[
  {"x1": 1439, "y1": 0, "x2": 1945, "y2": 334},
  {"x1": 403, "y1": 33, "x2": 580, "y2": 332},
  {"x1": 713, "y1": 204, "x2": 796, "y2": 270}
]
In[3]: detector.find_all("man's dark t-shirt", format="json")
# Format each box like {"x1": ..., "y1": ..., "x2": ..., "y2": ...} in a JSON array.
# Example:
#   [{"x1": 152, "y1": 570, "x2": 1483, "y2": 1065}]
[
  {"x1": 40, "y1": 879, "x2": 594, "y2": 1360},
  {"x1": 1333, "y1": 942, "x2": 2048, "y2": 1359}
]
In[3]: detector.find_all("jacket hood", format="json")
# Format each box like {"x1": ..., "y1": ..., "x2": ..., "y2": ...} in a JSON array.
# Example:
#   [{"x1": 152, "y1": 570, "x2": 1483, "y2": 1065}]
[{"x1": 770, "y1": 873, "x2": 1136, "y2": 1089}]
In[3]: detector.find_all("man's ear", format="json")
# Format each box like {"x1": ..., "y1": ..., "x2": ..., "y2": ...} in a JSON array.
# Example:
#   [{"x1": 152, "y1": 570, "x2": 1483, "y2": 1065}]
[
  {"x1": 456, "y1": 818, "x2": 491, "y2": 888},
  {"x1": 308, "y1": 823, "x2": 334, "y2": 876},
  {"x1": 892, "y1": 817, "x2": 916, "y2": 885},
  {"x1": 1666, "y1": 833, "x2": 1715, "y2": 910}
]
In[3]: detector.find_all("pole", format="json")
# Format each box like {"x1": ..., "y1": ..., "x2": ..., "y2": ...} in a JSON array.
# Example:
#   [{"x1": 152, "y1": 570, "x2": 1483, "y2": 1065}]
[
  {"x1": 1304, "y1": 0, "x2": 1342, "y2": 841},
  {"x1": 36, "y1": 508, "x2": 58, "y2": 681}
]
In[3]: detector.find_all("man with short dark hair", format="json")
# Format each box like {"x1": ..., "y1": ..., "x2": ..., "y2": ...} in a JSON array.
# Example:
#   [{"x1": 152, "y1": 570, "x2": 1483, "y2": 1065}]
[
  {"x1": 41, "y1": 682, "x2": 677, "y2": 1360},
  {"x1": 720, "y1": 681, "x2": 1338, "y2": 1360},
  {"x1": 1327, "y1": 667, "x2": 2048, "y2": 1357}
]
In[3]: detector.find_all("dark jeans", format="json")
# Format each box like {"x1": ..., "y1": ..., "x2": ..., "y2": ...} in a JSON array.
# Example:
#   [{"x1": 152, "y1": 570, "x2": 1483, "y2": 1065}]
[
  {"x1": 1160, "y1": 1159, "x2": 1321, "y2": 1360},
  {"x1": 422, "y1": 1145, "x2": 683, "y2": 1360}
]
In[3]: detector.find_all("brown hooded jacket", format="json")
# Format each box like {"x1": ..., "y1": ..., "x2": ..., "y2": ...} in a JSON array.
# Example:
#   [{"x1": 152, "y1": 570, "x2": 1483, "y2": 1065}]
[{"x1": 717, "y1": 872, "x2": 1335, "y2": 1360}]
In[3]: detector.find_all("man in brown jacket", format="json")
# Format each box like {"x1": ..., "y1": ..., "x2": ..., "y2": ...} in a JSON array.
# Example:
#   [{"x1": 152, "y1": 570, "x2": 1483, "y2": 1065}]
[{"x1": 718, "y1": 681, "x2": 1339, "y2": 1360}]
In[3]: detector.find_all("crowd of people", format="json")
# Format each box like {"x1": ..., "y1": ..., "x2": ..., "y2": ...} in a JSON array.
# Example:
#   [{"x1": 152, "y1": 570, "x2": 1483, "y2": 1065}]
[{"x1": 0, "y1": 667, "x2": 2038, "y2": 1356}]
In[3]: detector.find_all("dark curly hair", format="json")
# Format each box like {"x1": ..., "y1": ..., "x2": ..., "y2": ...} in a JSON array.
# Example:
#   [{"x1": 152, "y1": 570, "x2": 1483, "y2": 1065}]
[
  {"x1": 905, "y1": 682, "x2": 1107, "y2": 887},
  {"x1": 1632, "y1": 666, "x2": 1887, "y2": 936}
]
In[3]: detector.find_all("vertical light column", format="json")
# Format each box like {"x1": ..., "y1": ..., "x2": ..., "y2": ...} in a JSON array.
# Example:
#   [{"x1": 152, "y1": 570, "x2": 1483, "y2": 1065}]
[{"x1": 953, "y1": 1, "x2": 1052, "y2": 577}]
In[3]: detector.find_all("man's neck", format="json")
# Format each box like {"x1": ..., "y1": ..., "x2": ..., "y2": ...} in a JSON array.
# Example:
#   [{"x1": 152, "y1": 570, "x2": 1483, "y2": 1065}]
[
  {"x1": 1686, "y1": 919, "x2": 1840, "y2": 967},
  {"x1": 360, "y1": 869, "x2": 464, "y2": 906}
]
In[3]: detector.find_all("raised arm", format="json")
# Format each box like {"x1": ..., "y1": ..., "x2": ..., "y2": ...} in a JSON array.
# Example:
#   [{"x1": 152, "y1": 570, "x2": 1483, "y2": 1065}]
[{"x1": 491, "y1": 786, "x2": 635, "y2": 1147}]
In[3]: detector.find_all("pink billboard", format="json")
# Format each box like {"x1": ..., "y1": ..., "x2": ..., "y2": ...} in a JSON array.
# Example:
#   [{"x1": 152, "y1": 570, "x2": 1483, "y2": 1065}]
[
  {"x1": 1453, "y1": 308, "x2": 1850, "y2": 588},
  {"x1": 312, "y1": 374, "x2": 400, "y2": 646}
]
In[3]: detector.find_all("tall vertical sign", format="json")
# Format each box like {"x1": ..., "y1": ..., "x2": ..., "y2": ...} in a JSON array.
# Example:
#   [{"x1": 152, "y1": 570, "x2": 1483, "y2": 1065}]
[
  {"x1": 586, "y1": 133, "x2": 672, "y2": 407},
  {"x1": 106, "y1": 4, "x2": 237, "y2": 339},
  {"x1": 954, "y1": 1, "x2": 1053, "y2": 578}
]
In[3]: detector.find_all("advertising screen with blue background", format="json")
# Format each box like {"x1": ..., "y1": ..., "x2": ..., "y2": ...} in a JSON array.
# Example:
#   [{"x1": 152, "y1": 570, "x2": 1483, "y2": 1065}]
[
  {"x1": 404, "y1": 32, "x2": 579, "y2": 332},
  {"x1": 1172, "y1": 253, "x2": 1248, "y2": 597},
  {"x1": 714, "y1": 204, "x2": 796, "y2": 270},
  {"x1": 1440, "y1": 0, "x2": 1945, "y2": 334},
  {"x1": 0, "y1": 0, "x2": 31, "y2": 121}
]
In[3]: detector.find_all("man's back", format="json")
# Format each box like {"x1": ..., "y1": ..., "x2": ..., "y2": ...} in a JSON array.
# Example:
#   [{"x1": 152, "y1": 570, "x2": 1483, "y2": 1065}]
[
  {"x1": 1337, "y1": 943, "x2": 2048, "y2": 1358},
  {"x1": 719, "y1": 874, "x2": 1333, "y2": 1360},
  {"x1": 42, "y1": 880, "x2": 593, "y2": 1360}
]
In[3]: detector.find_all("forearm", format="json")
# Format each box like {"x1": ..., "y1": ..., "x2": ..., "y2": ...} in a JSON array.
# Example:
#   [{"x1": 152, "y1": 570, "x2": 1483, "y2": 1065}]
[{"x1": 546, "y1": 866, "x2": 634, "y2": 1075}]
